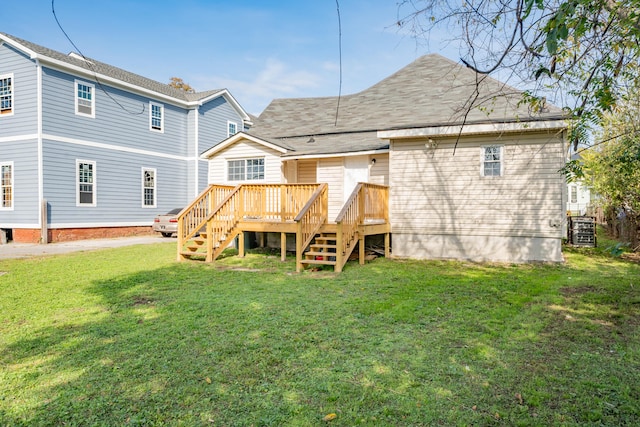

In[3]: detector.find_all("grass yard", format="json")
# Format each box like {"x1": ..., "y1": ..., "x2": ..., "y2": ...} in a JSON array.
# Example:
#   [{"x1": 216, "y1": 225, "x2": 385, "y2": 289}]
[{"x1": 0, "y1": 236, "x2": 639, "y2": 426}]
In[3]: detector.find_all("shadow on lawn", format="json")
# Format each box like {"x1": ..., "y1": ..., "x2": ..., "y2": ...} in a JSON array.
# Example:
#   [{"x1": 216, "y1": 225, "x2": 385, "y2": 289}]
[{"x1": 1, "y1": 257, "x2": 640, "y2": 426}]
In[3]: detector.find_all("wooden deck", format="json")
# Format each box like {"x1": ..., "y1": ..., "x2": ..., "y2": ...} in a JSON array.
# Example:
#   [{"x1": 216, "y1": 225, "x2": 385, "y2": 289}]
[{"x1": 176, "y1": 183, "x2": 390, "y2": 272}]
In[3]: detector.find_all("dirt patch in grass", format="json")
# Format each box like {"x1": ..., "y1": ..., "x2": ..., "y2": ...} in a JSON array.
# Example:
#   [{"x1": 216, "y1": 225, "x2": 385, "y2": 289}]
[
  {"x1": 559, "y1": 286, "x2": 595, "y2": 296},
  {"x1": 131, "y1": 296, "x2": 155, "y2": 306}
]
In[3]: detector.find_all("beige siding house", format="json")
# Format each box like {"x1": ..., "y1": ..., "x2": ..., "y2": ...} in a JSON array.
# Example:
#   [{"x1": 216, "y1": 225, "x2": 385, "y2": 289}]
[{"x1": 200, "y1": 54, "x2": 567, "y2": 263}]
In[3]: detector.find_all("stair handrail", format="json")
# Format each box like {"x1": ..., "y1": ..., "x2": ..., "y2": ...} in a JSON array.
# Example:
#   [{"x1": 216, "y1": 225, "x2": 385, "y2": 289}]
[
  {"x1": 204, "y1": 185, "x2": 244, "y2": 261},
  {"x1": 334, "y1": 183, "x2": 364, "y2": 269},
  {"x1": 177, "y1": 184, "x2": 235, "y2": 261},
  {"x1": 334, "y1": 183, "x2": 390, "y2": 271},
  {"x1": 294, "y1": 183, "x2": 329, "y2": 272}
]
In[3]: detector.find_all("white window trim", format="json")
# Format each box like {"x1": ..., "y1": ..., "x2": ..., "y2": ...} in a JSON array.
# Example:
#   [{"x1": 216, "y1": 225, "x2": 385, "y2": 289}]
[
  {"x1": 141, "y1": 167, "x2": 157, "y2": 208},
  {"x1": 0, "y1": 161, "x2": 14, "y2": 210},
  {"x1": 76, "y1": 159, "x2": 96, "y2": 207},
  {"x1": 0, "y1": 73, "x2": 14, "y2": 117},
  {"x1": 74, "y1": 79, "x2": 95, "y2": 118},
  {"x1": 149, "y1": 102, "x2": 164, "y2": 133},
  {"x1": 480, "y1": 145, "x2": 504, "y2": 177},
  {"x1": 226, "y1": 157, "x2": 265, "y2": 183},
  {"x1": 227, "y1": 120, "x2": 238, "y2": 137}
]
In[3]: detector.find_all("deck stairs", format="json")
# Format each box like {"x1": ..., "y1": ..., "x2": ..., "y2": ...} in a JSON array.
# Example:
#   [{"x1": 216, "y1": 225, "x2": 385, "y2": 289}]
[{"x1": 176, "y1": 182, "x2": 389, "y2": 272}]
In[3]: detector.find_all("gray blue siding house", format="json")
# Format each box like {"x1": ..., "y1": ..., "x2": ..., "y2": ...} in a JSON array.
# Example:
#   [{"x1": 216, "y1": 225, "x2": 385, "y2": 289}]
[{"x1": 0, "y1": 33, "x2": 250, "y2": 243}]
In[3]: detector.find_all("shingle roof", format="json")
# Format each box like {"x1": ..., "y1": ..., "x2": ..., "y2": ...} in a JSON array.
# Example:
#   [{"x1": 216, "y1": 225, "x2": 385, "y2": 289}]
[
  {"x1": 0, "y1": 32, "x2": 222, "y2": 103},
  {"x1": 248, "y1": 54, "x2": 565, "y2": 156}
]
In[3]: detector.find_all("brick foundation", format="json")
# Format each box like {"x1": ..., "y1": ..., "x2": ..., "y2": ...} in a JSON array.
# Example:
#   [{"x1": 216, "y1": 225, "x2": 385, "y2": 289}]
[{"x1": 6, "y1": 226, "x2": 153, "y2": 243}]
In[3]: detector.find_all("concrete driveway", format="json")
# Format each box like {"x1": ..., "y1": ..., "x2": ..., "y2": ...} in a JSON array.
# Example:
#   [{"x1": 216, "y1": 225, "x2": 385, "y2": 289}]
[{"x1": 0, "y1": 235, "x2": 169, "y2": 260}]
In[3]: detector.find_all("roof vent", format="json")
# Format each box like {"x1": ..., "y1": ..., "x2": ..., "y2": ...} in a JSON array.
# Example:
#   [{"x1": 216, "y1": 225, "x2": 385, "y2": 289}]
[{"x1": 68, "y1": 52, "x2": 93, "y2": 64}]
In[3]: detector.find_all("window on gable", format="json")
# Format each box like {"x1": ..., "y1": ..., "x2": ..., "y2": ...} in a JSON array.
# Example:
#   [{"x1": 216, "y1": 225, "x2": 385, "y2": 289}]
[
  {"x1": 142, "y1": 168, "x2": 156, "y2": 207},
  {"x1": 75, "y1": 80, "x2": 95, "y2": 117},
  {"x1": 77, "y1": 160, "x2": 96, "y2": 206},
  {"x1": 150, "y1": 103, "x2": 164, "y2": 132},
  {"x1": 227, "y1": 121, "x2": 238, "y2": 137},
  {"x1": 1, "y1": 162, "x2": 13, "y2": 209},
  {"x1": 227, "y1": 158, "x2": 264, "y2": 182},
  {"x1": 482, "y1": 145, "x2": 503, "y2": 177},
  {"x1": 0, "y1": 74, "x2": 13, "y2": 116}
]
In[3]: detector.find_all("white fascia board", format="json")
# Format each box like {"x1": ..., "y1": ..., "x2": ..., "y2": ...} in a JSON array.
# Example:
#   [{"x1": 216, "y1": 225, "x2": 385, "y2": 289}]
[
  {"x1": 282, "y1": 148, "x2": 389, "y2": 161},
  {"x1": 0, "y1": 34, "x2": 37, "y2": 58},
  {"x1": 200, "y1": 132, "x2": 289, "y2": 159},
  {"x1": 35, "y1": 56, "x2": 188, "y2": 108},
  {"x1": 377, "y1": 119, "x2": 567, "y2": 139}
]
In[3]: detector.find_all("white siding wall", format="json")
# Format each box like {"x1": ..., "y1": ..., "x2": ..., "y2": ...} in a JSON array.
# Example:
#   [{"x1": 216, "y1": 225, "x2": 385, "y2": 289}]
[
  {"x1": 369, "y1": 154, "x2": 389, "y2": 186},
  {"x1": 390, "y1": 131, "x2": 565, "y2": 262},
  {"x1": 207, "y1": 139, "x2": 283, "y2": 184},
  {"x1": 317, "y1": 157, "x2": 344, "y2": 220}
]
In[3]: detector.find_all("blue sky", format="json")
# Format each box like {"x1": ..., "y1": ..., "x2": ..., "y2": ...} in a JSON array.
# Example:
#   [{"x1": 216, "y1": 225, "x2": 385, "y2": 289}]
[{"x1": 4, "y1": 0, "x2": 458, "y2": 115}]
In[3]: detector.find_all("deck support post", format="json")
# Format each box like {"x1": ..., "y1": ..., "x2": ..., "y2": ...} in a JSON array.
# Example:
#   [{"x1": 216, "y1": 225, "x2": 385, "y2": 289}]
[
  {"x1": 359, "y1": 233, "x2": 365, "y2": 265},
  {"x1": 281, "y1": 232, "x2": 287, "y2": 262},
  {"x1": 295, "y1": 223, "x2": 303, "y2": 272},
  {"x1": 335, "y1": 222, "x2": 343, "y2": 273},
  {"x1": 205, "y1": 221, "x2": 214, "y2": 263},
  {"x1": 238, "y1": 232, "x2": 245, "y2": 258},
  {"x1": 384, "y1": 232, "x2": 390, "y2": 258}
]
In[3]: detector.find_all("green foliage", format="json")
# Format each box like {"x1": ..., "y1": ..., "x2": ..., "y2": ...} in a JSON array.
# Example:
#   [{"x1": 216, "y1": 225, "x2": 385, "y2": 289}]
[{"x1": 1, "y1": 244, "x2": 640, "y2": 425}]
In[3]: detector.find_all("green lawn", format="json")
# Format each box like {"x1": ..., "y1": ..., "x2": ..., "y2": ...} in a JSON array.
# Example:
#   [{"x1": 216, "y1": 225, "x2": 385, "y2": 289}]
[{"x1": 0, "y1": 238, "x2": 639, "y2": 426}]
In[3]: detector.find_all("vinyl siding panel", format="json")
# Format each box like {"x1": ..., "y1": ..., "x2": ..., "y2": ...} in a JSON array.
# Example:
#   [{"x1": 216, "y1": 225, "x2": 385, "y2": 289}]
[
  {"x1": 369, "y1": 154, "x2": 389, "y2": 186},
  {"x1": 0, "y1": 43, "x2": 38, "y2": 136},
  {"x1": 0, "y1": 139, "x2": 40, "y2": 226},
  {"x1": 42, "y1": 139, "x2": 189, "y2": 227},
  {"x1": 207, "y1": 139, "x2": 283, "y2": 184},
  {"x1": 317, "y1": 158, "x2": 343, "y2": 220},
  {"x1": 297, "y1": 160, "x2": 317, "y2": 183},
  {"x1": 198, "y1": 96, "x2": 243, "y2": 155},
  {"x1": 390, "y1": 131, "x2": 565, "y2": 262},
  {"x1": 41, "y1": 68, "x2": 188, "y2": 157}
]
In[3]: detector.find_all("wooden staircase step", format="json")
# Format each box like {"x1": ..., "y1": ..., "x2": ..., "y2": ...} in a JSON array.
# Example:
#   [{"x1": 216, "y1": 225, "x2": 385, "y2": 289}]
[
  {"x1": 309, "y1": 244, "x2": 337, "y2": 249},
  {"x1": 300, "y1": 258, "x2": 337, "y2": 266},
  {"x1": 314, "y1": 235, "x2": 337, "y2": 242},
  {"x1": 305, "y1": 251, "x2": 337, "y2": 257}
]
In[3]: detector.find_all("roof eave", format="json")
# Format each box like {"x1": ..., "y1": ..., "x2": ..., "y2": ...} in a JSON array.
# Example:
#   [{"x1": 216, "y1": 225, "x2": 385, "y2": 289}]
[{"x1": 378, "y1": 119, "x2": 567, "y2": 139}]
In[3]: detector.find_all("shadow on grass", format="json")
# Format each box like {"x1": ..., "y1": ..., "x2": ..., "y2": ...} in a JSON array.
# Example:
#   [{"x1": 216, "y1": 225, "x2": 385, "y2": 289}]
[{"x1": 1, "y1": 255, "x2": 639, "y2": 426}]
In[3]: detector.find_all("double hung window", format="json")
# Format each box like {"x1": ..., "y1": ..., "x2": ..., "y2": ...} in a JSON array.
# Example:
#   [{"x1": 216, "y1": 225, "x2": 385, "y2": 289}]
[
  {"x1": 77, "y1": 160, "x2": 96, "y2": 206},
  {"x1": 0, "y1": 74, "x2": 13, "y2": 115},
  {"x1": 482, "y1": 145, "x2": 503, "y2": 177},
  {"x1": 75, "y1": 80, "x2": 95, "y2": 117},
  {"x1": 1, "y1": 163, "x2": 13, "y2": 209},
  {"x1": 142, "y1": 168, "x2": 156, "y2": 207}
]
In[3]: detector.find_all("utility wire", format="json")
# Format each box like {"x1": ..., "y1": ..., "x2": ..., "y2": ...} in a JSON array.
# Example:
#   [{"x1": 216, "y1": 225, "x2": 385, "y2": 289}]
[
  {"x1": 51, "y1": 0, "x2": 145, "y2": 115},
  {"x1": 334, "y1": 0, "x2": 343, "y2": 126}
]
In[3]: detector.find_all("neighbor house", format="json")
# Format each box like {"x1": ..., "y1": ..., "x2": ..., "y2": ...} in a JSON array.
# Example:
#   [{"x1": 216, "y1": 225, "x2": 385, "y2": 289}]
[
  {"x1": 0, "y1": 32, "x2": 250, "y2": 243},
  {"x1": 180, "y1": 54, "x2": 567, "y2": 270},
  {"x1": 566, "y1": 153, "x2": 592, "y2": 216}
]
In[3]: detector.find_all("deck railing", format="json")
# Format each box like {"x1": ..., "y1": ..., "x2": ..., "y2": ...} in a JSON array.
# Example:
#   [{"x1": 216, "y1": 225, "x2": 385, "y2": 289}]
[
  {"x1": 294, "y1": 184, "x2": 329, "y2": 272},
  {"x1": 239, "y1": 184, "x2": 319, "y2": 221},
  {"x1": 334, "y1": 183, "x2": 389, "y2": 271},
  {"x1": 177, "y1": 184, "x2": 236, "y2": 260}
]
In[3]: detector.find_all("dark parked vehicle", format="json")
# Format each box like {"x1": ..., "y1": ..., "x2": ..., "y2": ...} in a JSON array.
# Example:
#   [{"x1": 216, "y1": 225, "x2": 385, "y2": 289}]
[{"x1": 153, "y1": 208, "x2": 183, "y2": 237}]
